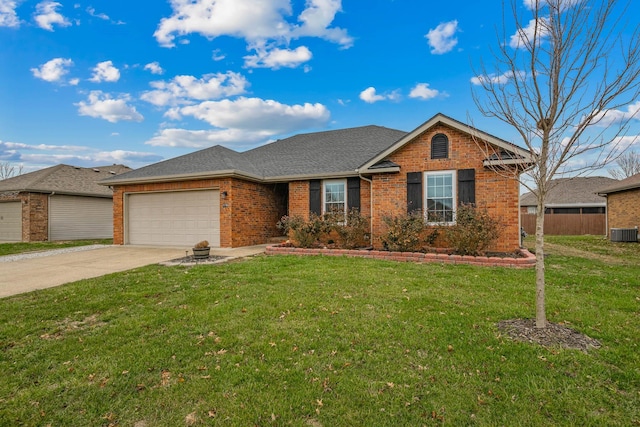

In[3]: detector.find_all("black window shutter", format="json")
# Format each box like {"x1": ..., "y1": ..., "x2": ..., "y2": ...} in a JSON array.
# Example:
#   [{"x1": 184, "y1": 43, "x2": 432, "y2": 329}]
[
  {"x1": 407, "y1": 172, "x2": 423, "y2": 214},
  {"x1": 347, "y1": 177, "x2": 360, "y2": 211},
  {"x1": 431, "y1": 134, "x2": 449, "y2": 159},
  {"x1": 457, "y1": 169, "x2": 476, "y2": 205},
  {"x1": 309, "y1": 180, "x2": 321, "y2": 215}
]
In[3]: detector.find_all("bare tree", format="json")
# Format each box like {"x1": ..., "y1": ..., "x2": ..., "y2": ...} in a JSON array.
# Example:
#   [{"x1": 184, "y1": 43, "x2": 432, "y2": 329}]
[
  {"x1": 0, "y1": 162, "x2": 23, "y2": 180},
  {"x1": 609, "y1": 150, "x2": 640, "y2": 179},
  {"x1": 472, "y1": 0, "x2": 640, "y2": 328}
]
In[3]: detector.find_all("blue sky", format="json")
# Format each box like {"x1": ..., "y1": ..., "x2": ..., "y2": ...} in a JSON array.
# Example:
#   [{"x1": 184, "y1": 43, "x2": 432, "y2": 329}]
[{"x1": 1, "y1": 0, "x2": 639, "y2": 173}]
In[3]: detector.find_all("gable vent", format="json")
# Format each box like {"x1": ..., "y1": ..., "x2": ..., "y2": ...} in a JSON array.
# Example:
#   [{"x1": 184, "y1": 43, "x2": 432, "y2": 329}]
[
  {"x1": 431, "y1": 134, "x2": 449, "y2": 159},
  {"x1": 610, "y1": 228, "x2": 638, "y2": 242}
]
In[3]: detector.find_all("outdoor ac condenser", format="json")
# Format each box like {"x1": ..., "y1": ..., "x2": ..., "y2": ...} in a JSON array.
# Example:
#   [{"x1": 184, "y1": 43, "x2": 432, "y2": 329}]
[{"x1": 610, "y1": 228, "x2": 639, "y2": 243}]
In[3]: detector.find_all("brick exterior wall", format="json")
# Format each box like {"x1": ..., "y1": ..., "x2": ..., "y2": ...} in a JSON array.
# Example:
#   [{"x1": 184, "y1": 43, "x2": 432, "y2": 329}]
[
  {"x1": 606, "y1": 188, "x2": 640, "y2": 232},
  {"x1": 287, "y1": 124, "x2": 521, "y2": 253},
  {"x1": 112, "y1": 178, "x2": 281, "y2": 247},
  {"x1": 0, "y1": 192, "x2": 49, "y2": 242}
]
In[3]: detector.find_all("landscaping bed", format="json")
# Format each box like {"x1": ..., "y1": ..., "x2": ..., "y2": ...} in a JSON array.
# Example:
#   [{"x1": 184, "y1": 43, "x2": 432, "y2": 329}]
[{"x1": 267, "y1": 244, "x2": 536, "y2": 268}]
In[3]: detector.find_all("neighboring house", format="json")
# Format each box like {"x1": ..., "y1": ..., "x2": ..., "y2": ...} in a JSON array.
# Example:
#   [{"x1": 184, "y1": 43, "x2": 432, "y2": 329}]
[
  {"x1": 597, "y1": 172, "x2": 640, "y2": 240},
  {"x1": 520, "y1": 176, "x2": 617, "y2": 235},
  {"x1": 100, "y1": 113, "x2": 532, "y2": 252},
  {"x1": 0, "y1": 164, "x2": 131, "y2": 242}
]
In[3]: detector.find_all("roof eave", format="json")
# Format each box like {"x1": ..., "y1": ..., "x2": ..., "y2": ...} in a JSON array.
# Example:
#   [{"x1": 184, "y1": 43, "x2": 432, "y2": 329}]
[
  {"x1": 263, "y1": 171, "x2": 364, "y2": 183},
  {"x1": 597, "y1": 183, "x2": 640, "y2": 195},
  {"x1": 100, "y1": 170, "x2": 265, "y2": 186},
  {"x1": 356, "y1": 166, "x2": 401, "y2": 175}
]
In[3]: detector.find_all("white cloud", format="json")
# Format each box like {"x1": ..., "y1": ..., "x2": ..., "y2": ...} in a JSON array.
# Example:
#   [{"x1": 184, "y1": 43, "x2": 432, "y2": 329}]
[
  {"x1": 588, "y1": 102, "x2": 640, "y2": 127},
  {"x1": 212, "y1": 49, "x2": 226, "y2": 61},
  {"x1": 145, "y1": 128, "x2": 270, "y2": 148},
  {"x1": 409, "y1": 83, "x2": 443, "y2": 100},
  {"x1": 425, "y1": 20, "x2": 459, "y2": 54},
  {"x1": 244, "y1": 45, "x2": 312, "y2": 69},
  {"x1": 89, "y1": 60, "x2": 120, "y2": 82},
  {"x1": 470, "y1": 70, "x2": 525, "y2": 86},
  {"x1": 153, "y1": 0, "x2": 352, "y2": 67},
  {"x1": 144, "y1": 61, "x2": 164, "y2": 75},
  {"x1": 178, "y1": 97, "x2": 330, "y2": 133},
  {"x1": 76, "y1": 90, "x2": 143, "y2": 123},
  {"x1": 509, "y1": 17, "x2": 550, "y2": 49},
  {"x1": 31, "y1": 57, "x2": 74, "y2": 83},
  {"x1": 0, "y1": 0, "x2": 20, "y2": 27},
  {"x1": 1, "y1": 139, "x2": 161, "y2": 169},
  {"x1": 359, "y1": 86, "x2": 399, "y2": 104},
  {"x1": 86, "y1": 6, "x2": 108, "y2": 20},
  {"x1": 141, "y1": 71, "x2": 249, "y2": 107},
  {"x1": 34, "y1": 1, "x2": 71, "y2": 31},
  {"x1": 292, "y1": 0, "x2": 353, "y2": 47}
]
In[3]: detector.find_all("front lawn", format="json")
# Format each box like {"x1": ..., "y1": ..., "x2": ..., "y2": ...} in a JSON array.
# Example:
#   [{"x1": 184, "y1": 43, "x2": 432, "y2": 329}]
[
  {"x1": 0, "y1": 239, "x2": 112, "y2": 256},
  {"x1": 0, "y1": 237, "x2": 638, "y2": 426}
]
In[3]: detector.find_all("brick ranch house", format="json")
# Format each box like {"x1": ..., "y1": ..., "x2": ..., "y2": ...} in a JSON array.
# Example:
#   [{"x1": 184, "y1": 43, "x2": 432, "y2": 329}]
[
  {"x1": 0, "y1": 164, "x2": 131, "y2": 242},
  {"x1": 100, "y1": 113, "x2": 533, "y2": 252},
  {"x1": 597, "y1": 172, "x2": 640, "y2": 241}
]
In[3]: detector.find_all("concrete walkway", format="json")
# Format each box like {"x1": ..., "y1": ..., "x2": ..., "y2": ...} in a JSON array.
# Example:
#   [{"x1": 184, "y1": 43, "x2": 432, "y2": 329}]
[{"x1": 0, "y1": 244, "x2": 267, "y2": 298}]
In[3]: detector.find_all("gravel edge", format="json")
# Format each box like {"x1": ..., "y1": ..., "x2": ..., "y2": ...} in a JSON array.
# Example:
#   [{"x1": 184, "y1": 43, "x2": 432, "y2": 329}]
[{"x1": 0, "y1": 245, "x2": 110, "y2": 263}]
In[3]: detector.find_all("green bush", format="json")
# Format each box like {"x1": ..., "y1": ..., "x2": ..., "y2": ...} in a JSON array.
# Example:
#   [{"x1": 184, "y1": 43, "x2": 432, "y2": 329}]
[{"x1": 446, "y1": 204, "x2": 500, "y2": 256}]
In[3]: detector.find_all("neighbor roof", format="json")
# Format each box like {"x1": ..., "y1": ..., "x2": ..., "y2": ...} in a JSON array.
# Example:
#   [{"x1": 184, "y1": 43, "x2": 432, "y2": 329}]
[
  {"x1": 0, "y1": 164, "x2": 132, "y2": 197},
  {"x1": 520, "y1": 176, "x2": 618, "y2": 207},
  {"x1": 597, "y1": 172, "x2": 640, "y2": 195},
  {"x1": 101, "y1": 113, "x2": 532, "y2": 186}
]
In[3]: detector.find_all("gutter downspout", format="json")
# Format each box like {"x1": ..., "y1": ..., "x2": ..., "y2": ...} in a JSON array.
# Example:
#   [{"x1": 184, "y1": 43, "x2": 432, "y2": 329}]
[{"x1": 358, "y1": 174, "x2": 374, "y2": 241}]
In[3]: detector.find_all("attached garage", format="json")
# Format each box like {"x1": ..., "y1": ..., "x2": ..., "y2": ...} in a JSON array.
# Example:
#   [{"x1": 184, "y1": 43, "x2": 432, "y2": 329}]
[
  {"x1": 0, "y1": 201, "x2": 22, "y2": 241},
  {"x1": 126, "y1": 190, "x2": 220, "y2": 247},
  {"x1": 49, "y1": 195, "x2": 113, "y2": 241}
]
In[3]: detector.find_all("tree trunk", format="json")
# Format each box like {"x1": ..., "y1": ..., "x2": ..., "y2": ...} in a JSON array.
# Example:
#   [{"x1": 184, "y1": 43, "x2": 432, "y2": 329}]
[{"x1": 535, "y1": 204, "x2": 547, "y2": 329}]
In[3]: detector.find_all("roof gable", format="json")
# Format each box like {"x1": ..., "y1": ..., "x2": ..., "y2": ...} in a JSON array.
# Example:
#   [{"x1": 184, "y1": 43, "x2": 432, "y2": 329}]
[
  {"x1": 357, "y1": 113, "x2": 533, "y2": 173},
  {"x1": 0, "y1": 164, "x2": 131, "y2": 197}
]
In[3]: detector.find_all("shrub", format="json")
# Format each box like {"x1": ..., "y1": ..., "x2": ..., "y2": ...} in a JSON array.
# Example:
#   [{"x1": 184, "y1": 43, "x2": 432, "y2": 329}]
[
  {"x1": 194, "y1": 240, "x2": 209, "y2": 249},
  {"x1": 326, "y1": 208, "x2": 370, "y2": 249},
  {"x1": 446, "y1": 204, "x2": 500, "y2": 256},
  {"x1": 380, "y1": 212, "x2": 427, "y2": 252},
  {"x1": 276, "y1": 214, "x2": 330, "y2": 248}
]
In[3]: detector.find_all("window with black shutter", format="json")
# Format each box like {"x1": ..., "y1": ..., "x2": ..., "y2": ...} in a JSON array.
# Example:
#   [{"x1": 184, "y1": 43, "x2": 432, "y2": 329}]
[
  {"x1": 347, "y1": 177, "x2": 360, "y2": 211},
  {"x1": 457, "y1": 168, "x2": 476, "y2": 206},
  {"x1": 406, "y1": 172, "x2": 423, "y2": 214},
  {"x1": 309, "y1": 180, "x2": 321, "y2": 215},
  {"x1": 431, "y1": 134, "x2": 449, "y2": 159}
]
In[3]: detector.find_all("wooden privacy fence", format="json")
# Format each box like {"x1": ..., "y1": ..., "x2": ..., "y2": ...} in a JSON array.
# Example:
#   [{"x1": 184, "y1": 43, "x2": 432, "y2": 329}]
[{"x1": 520, "y1": 213, "x2": 606, "y2": 235}]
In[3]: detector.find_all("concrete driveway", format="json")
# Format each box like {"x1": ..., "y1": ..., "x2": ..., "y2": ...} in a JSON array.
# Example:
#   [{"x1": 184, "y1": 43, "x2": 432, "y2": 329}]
[{"x1": 0, "y1": 245, "x2": 267, "y2": 298}]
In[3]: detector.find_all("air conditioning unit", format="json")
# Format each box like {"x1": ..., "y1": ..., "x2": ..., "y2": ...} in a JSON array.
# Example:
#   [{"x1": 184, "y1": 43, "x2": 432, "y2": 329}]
[{"x1": 610, "y1": 228, "x2": 638, "y2": 243}]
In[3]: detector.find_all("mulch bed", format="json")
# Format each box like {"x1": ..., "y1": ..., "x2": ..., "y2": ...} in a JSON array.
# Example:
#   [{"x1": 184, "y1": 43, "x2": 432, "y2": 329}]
[
  {"x1": 497, "y1": 318, "x2": 602, "y2": 353},
  {"x1": 161, "y1": 255, "x2": 227, "y2": 266}
]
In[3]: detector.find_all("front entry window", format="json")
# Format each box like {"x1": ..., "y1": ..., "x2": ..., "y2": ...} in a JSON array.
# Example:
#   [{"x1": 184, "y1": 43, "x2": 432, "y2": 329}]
[
  {"x1": 425, "y1": 171, "x2": 456, "y2": 224},
  {"x1": 323, "y1": 180, "x2": 346, "y2": 215}
]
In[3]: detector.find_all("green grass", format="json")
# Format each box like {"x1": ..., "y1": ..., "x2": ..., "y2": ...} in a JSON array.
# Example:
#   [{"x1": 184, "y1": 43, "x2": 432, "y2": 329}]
[
  {"x1": 0, "y1": 239, "x2": 113, "y2": 256},
  {"x1": 1, "y1": 236, "x2": 638, "y2": 426}
]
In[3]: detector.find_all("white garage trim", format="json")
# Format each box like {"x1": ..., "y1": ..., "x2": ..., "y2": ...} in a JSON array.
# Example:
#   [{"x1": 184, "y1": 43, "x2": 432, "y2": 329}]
[
  {"x1": 0, "y1": 201, "x2": 22, "y2": 241},
  {"x1": 126, "y1": 189, "x2": 220, "y2": 247},
  {"x1": 49, "y1": 195, "x2": 113, "y2": 241}
]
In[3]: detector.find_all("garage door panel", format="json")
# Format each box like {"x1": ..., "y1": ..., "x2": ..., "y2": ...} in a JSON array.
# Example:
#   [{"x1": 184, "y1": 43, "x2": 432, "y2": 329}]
[
  {"x1": 49, "y1": 195, "x2": 113, "y2": 241},
  {"x1": 127, "y1": 190, "x2": 220, "y2": 247},
  {"x1": 0, "y1": 202, "x2": 22, "y2": 241}
]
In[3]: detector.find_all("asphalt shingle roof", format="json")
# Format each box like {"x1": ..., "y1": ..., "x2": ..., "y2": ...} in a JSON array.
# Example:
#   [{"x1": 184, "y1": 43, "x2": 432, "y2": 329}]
[
  {"x1": 101, "y1": 125, "x2": 408, "y2": 183},
  {"x1": 597, "y1": 172, "x2": 640, "y2": 194},
  {"x1": 520, "y1": 176, "x2": 618, "y2": 206},
  {"x1": 0, "y1": 164, "x2": 132, "y2": 197}
]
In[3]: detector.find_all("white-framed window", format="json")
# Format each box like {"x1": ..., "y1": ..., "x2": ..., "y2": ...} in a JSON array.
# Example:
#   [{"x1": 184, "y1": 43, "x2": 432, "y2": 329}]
[
  {"x1": 323, "y1": 179, "x2": 346, "y2": 215},
  {"x1": 425, "y1": 170, "x2": 456, "y2": 224},
  {"x1": 527, "y1": 206, "x2": 536, "y2": 214}
]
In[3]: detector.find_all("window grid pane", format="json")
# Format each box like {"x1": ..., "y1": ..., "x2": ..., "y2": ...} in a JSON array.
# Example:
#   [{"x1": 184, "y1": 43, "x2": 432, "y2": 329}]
[
  {"x1": 426, "y1": 172, "x2": 454, "y2": 223},
  {"x1": 324, "y1": 181, "x2": 346, "y2": 214}
]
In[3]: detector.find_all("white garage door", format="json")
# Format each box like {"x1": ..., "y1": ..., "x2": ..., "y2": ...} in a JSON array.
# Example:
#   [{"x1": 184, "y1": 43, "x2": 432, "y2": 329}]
[
  {"x1": 126, "y1": 190, "x2": 220, "y2": 247},
  {"x1": 0, "y1": 201, "x2": 22, "y2": 241},
  {"x1": 49, "y1": 195, "x2": 113, "y2": 241}
]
